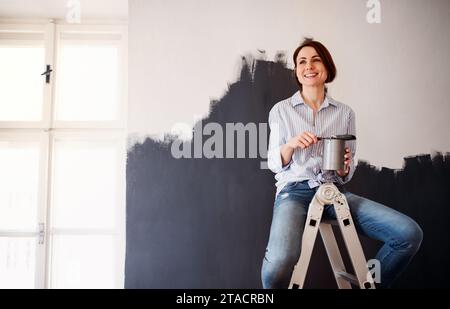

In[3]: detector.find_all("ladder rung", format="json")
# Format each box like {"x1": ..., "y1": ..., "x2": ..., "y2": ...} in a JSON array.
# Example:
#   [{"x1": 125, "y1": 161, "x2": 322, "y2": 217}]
[{"x1": 334, "y1": 271, "x2": 359, "y2": 286}]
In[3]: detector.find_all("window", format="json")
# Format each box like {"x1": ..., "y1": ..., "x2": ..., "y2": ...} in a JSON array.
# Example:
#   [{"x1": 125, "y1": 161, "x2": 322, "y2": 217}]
[
  {"x1": 0, "y1": 131, "x2": 46, "y2": 289},
  {"x1": 0, "y1": 21, "x2": 127, "y2": 289},
  {"x1": 0, "y1": 25, "x2": 48, "y2": 127},
  {"x1": 0, "y1": 45, "x2": 45, "y2": 121}
]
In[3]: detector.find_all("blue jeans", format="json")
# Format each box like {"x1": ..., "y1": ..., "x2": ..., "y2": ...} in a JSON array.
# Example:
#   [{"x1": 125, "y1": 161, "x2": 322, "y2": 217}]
[{"x1": 261, "y1": 180, "x2": 423, "y2": 289}]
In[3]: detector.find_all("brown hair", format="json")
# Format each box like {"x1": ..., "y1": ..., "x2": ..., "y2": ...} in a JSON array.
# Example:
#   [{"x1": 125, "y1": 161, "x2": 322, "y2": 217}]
[{"x1": 293, "y1": 38, "x2": 337, "y2": 92}]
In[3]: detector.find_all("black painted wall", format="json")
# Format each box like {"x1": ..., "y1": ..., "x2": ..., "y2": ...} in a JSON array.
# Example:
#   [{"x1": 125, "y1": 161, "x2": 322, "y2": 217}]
[{"x1": 126, "y1": 57, "x2": 450, "y2": 288}]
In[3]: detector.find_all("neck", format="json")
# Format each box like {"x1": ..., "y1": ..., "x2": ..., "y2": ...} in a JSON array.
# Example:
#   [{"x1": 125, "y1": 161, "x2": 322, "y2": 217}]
[{"x1": 301, "y1": 86, "x2": 325, "y2": 110}]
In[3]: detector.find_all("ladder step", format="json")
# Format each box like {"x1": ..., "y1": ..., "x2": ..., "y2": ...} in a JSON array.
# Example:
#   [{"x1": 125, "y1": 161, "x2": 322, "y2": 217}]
[{"x1": 334, "y1": 271, "x2": 359, "y2": 286}]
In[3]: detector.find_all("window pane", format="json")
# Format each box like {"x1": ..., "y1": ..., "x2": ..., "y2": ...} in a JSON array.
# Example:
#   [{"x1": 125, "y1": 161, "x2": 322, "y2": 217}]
[
  {"x1": 52, "y1": 140, "x2": 120, "y2": 229},
  {"x1": 0, "y1": 142, "x2": 40, "y2": 231},
  {"x1": 55, "y1": 44, "x2": 120, "y2": 121},
  {"x1": 0, "y1": 46, "x2": 45, "y2": 121},
  {"x1": 0, "y1": 237, "x2": 36, "y2": 289},
  {"x1": 50, "y1": 235, "x2": 116, "y2": 288}
]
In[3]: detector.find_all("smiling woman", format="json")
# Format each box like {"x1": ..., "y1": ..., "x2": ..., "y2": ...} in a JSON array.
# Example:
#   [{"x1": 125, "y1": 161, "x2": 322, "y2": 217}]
[
  {"x1": 261, "y1": 38, "x2": 423, "y2": 289},
  {"x1": 293, "y1": 38, "x2": 336, "y2": 95}
]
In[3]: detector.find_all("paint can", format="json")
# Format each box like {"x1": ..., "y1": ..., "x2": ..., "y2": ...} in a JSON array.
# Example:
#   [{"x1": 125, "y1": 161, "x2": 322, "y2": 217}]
[{"x1": 320, "y1": 135, "x2": 356, "y2": 171}]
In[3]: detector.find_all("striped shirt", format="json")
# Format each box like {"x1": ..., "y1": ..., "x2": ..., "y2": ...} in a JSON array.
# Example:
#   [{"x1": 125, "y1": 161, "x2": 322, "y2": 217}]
[{"x1": 267, "y1": 91, "x2": 356, "y2": 197}]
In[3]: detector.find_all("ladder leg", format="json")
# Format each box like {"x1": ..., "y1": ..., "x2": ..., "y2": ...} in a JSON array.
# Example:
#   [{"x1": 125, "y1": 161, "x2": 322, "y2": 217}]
[
  {"x1": 289, "y1": 194, "x2": 324, "y2": 289},
  {"x1": 319, "y1": 222, "x2": 352, "y2": 289},
  {"x1": 333, "y1": 191, "x2": 375, "y2": 289}
]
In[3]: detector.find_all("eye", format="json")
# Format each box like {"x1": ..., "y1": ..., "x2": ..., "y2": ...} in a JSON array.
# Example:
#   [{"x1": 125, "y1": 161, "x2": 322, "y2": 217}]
[
  {"x1": 313, "y1": 58, "x2": 321, "y2": 62},
  {"x1": 298, "y1": 60, "x2": 306, "y2": 65}
]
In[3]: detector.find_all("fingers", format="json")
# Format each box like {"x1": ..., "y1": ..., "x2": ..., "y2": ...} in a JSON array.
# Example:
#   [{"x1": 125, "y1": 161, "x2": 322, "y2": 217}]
[
  {"x1": 337, "y1": 161, "x2": 350, "y2": 177},
  {"x1": 288, "y1": 136, "x2": 306, "y2": 150},
  {"x1": 304, "y1": 132, "x2": 318, "y2": 144},
  {"x1": 340, "y1": 147, "x2": 352, "y2": 175},
  {"x1": 297, "y1": 132, "x2": 318, "y2": 149},
  {"x1": 295, "y1": 137, "x2": 306, "y2": 149},
  {"x1": 344, "y1": 149, "x2": 351, "y2": 166},
  {"x1": 299, "y1": 136, "x2": 311, "y2": 148}
]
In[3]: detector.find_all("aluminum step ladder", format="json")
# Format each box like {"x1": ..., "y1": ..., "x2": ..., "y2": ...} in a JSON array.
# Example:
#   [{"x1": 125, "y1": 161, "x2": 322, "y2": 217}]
[{"x1": 289, "y1": 183, "x2": 375, "y2": 289}]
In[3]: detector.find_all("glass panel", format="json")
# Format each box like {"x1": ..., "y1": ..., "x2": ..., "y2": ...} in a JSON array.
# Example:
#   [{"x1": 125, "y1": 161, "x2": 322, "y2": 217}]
[
  {"x1": 51, "y1": 140, "x2": 119, "y2": 229},
  {"x1": 0, "y1": 237, "x2": 36, "y2": 289},
  {"x1": 55, "y1": 44, "x2": 120, "y2": 121},
  {"x1": 0, "y1": 141, "x2": 40, "y2": 231},
  {"x1": 0, "y1": 45, "x2": 45, "y2": 121},
  {"x1": 50, "y1": 235, "x2": 116, "y2": 288}
]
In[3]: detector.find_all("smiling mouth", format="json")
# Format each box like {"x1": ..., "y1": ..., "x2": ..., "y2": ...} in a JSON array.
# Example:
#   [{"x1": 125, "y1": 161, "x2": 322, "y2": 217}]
[{"x1": 304, "y1": 73, "x2": 318, "y2": 78}]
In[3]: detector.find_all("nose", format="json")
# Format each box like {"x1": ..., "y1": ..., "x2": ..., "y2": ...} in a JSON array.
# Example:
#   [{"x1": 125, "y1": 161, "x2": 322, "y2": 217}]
[{"x1": 305, "y1": 61, "x2": 314, "y2": 70}]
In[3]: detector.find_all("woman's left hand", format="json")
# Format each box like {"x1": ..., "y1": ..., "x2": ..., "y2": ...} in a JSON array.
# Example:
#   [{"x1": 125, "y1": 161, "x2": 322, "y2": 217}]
[{"x1": 336, "y1": 147, "x2": 351, "y2": 178}]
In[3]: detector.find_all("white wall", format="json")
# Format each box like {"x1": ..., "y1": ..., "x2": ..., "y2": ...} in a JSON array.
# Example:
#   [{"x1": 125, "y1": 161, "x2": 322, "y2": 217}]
[
  {"x1": 0, "y1": 0, "x2": 128, "y2": 20},
  {"x1": 129, "y1": 0, "x2": 450, "y2": 168}
]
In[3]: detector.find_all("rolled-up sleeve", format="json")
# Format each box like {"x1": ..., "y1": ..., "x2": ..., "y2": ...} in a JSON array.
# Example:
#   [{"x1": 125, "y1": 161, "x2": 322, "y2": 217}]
[
  {"x1": 336, "y1": 108, "x2": 356, "y2": 185},
  {"x1": 267, "y1": 105, "x2": 292, "y2": 174}
]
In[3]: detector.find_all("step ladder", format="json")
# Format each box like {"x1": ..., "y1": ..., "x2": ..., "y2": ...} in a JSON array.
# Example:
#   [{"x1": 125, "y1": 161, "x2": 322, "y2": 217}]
[{"x1": 289, "y1": 183, "x2": 375, "y2": 289}]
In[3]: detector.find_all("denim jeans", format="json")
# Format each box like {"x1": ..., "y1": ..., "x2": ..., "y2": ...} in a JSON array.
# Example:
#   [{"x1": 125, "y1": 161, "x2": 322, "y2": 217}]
[{"x1": 261, "y1": 180, "x2": 423, "y2": 289}]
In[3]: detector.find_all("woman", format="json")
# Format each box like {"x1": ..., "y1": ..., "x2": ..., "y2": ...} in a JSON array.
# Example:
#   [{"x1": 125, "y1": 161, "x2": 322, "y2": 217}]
[{"x1": 261, "y1": 38, "x2": 423, "y2": 289}]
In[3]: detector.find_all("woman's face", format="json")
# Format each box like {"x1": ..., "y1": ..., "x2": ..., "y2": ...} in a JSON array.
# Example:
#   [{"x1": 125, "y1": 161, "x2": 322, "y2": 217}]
[{"x1": 295, "y1": 46, "x2": 328, "y2": 88}]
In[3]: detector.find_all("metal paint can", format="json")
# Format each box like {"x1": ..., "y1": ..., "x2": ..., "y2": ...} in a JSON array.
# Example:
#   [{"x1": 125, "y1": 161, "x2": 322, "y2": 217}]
[{"x1": 322, "y1": 138, "x2": 346, "y2": 171}]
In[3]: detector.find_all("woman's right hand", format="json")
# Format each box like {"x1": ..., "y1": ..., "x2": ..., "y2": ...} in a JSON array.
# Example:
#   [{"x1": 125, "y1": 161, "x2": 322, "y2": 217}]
[{"x1": 286, "y1": 131, "x2": 319, "y2": 150}]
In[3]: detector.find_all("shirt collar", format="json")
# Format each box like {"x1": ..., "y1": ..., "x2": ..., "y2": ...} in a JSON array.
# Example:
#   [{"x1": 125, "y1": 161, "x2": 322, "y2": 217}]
[{"x1": 291, "y1": 91, "x2": 336, "y2": 109}]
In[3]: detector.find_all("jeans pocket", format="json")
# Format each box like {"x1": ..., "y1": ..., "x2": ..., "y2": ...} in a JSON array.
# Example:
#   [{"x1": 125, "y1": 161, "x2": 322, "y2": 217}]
[{"x1": 274, "y1": 182, "x2": 297, "y2": 207}]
